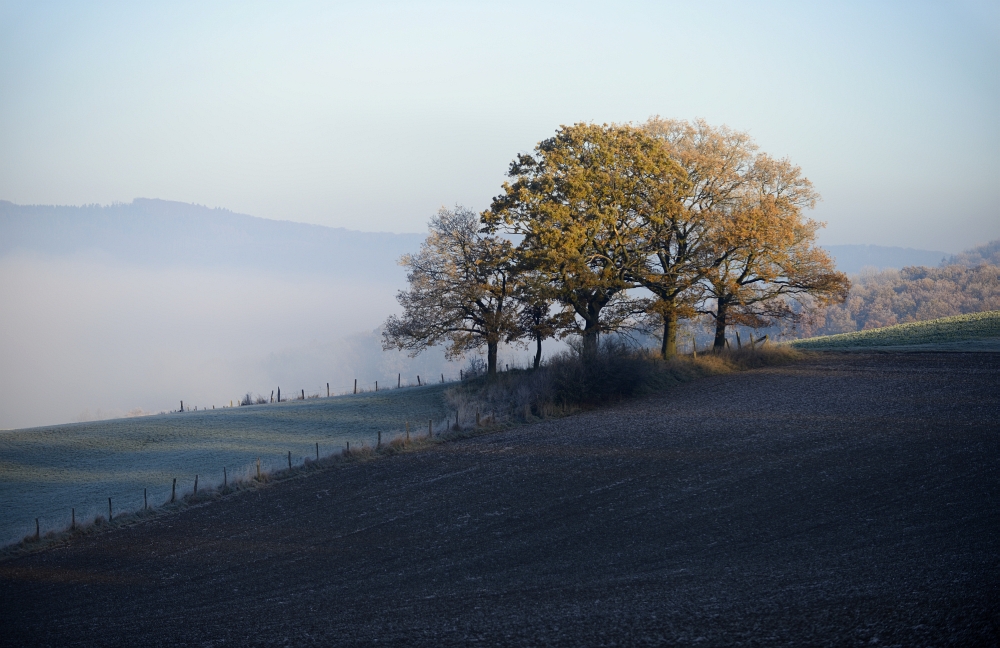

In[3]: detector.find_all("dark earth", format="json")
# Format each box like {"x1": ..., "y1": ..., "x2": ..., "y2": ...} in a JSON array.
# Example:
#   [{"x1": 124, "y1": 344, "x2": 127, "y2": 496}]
[{"x1": 2, "y1": 352, "x2": 998, "y2": 646}]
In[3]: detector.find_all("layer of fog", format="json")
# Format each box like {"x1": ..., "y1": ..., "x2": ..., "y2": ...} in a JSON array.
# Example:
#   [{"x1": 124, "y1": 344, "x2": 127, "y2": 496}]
[
  {"x1": 0, "y1": 200, "x2": 559, "y2": 430},
  {"x1": 0, "y1": 252, "x2": 495, "y2": 430}
]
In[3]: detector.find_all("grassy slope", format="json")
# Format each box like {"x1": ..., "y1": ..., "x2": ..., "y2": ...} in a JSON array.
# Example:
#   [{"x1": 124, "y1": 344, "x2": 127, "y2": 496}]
[
  {"x1": 0, "y1": 384, "x2": 451, "y2": 547},
  {"x1": 790, "y1": 310, "x2": 1000, "y2": 350}
]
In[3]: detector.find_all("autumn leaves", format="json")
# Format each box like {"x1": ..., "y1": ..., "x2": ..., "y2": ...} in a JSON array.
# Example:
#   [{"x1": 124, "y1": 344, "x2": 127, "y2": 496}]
[{"x1": 383, "y1": 119, "x2": 848, "y2": 376}]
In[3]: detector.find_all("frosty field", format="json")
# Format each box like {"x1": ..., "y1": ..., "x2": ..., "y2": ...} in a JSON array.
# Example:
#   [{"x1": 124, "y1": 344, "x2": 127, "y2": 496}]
[
  {"x1": 789, "y1": 310, "x2": 1000, "y2": 351},
  {"x1": 0, "y1": 385, "x2": 449, "y2": 545}
]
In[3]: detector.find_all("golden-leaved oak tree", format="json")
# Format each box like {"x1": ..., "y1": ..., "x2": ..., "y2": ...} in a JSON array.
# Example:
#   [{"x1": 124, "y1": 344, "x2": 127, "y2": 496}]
[
  {"x1": 486, "y1": 123, "x2": 687, "y2": 356},
  {"x1": 699, "y1": 154, "x2": 849, "y2": 349},
  {"x1": 635, "y1": 117, "x2": 759, "y2": 357},
  {"x1": 382, "y1": 207, "x2": 518, "y2": 377}
]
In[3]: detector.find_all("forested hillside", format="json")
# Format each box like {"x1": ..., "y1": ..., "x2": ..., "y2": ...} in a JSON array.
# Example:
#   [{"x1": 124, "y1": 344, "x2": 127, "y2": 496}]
[{"x1": 799, "y1": 240, "x2": 1000, "y2": 336}]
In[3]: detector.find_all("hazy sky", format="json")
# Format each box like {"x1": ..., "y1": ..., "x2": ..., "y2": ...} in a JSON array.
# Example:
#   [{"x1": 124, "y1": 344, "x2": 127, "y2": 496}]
[{"x1": 1, "y1": 0, "x2": 998, "y2": 251}]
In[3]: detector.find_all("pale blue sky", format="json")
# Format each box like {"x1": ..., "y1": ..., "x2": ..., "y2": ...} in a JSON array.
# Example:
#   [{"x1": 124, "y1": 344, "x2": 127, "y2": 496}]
[{"x1": 1, "y1": 0, "x2": 997, "y2": 250}]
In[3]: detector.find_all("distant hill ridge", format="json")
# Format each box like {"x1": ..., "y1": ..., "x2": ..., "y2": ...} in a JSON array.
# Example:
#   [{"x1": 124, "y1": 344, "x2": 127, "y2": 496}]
[
  {"x1": 0, "y1": 199, "x2": 425, "y2": 281},
  {"x1": 4, "y1": 199, "x2": 988, "y2": 277},
  {"x1": 821, "y1": 244, "x2": 949, "y2": 274}
]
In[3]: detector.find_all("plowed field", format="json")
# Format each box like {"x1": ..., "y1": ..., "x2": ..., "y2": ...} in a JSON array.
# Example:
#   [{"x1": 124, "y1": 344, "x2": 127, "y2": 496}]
[{"x1": 2, "y1": 353, "x2": 998, "y2": 646}]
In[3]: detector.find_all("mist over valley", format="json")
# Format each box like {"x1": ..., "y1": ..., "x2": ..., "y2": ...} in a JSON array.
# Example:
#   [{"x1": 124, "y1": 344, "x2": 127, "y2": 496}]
[{"x1": 0, "y1": 199, "x2": 462, "y2": 429}]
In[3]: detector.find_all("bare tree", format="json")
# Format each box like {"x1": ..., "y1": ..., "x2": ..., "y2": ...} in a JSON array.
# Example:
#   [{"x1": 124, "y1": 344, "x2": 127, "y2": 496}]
[{"x1": 382, "y1": 207, "x2": 518, "y2": 378}]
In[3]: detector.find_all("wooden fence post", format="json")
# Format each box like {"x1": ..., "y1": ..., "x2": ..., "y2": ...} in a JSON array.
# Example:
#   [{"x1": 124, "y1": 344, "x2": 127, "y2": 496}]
[
  {"x1": 224, "y1": 467, "x2": 227, "y2": 488},
  {"x1": 398, "y1": 373, "x2": 401, "y2": 388},
  {"x1": 428, "y1": 419, "x2": 433, "y2": 438},
  {"x1": 108, "y1": 498, "x2": 113, "y2": 522},
  {"x1": 144, "y1": 488, "x2": 147, "y2": 510},
  {"x1": 327, "y1": 383, "x2": 330, "y2": 397},
  {"x1": 180, "y1": 400, "x2": 183, "y2": 412},
  {"x1": 417, "y1": 375, "x2": 421, "y2": 386},
  {"x1": 441, "y1": 373, "x2": 444, "y2": 383},
  {"x1": 171, "y1": 478, "x2": 176, "y2": 503},
  {"x1": 71, "y1": 508, "x2": 75, "y2": 530},
  {"x1": 194, "y1": 475, "x2": 198, "y2": 494},
  {"x1": 301, "y1": 389, "x2": 305, "y2": 400},
  {"x1": 278, "y1": 387, "x2": 281, "y2": 402},
  {"x1": 316, "y1": 442, "x2": 319, "y2": 461},
  {"x1": 256, "y1": 458, "x2": 261, "y2": 480},
  {"x1": 354, "y1": 379, "x2": 357, "y2": 394},
  {"x1": 288, "y1": 451, "x2": 292, "y2": 469},
  {"x1": 35, "y1": 518, "x2": 39, "y2": 540},
  {"x1": 375, "y1": 381, "x2": 378, "y2": 392}
]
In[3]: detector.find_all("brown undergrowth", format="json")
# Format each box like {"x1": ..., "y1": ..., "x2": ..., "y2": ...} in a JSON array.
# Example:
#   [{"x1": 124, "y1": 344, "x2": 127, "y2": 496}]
[{"x1": 446, "y1": 343, "x2": 803, "y2": 423}]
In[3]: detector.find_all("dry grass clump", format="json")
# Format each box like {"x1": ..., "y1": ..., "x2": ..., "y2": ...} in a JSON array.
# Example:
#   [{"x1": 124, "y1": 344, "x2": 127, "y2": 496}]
[
  {"x1": 5, "y1": 506, "x2": 166, "y2": 559},
  {"x1": 447, "y1": 341, "x2": 802, "y2": 424}
]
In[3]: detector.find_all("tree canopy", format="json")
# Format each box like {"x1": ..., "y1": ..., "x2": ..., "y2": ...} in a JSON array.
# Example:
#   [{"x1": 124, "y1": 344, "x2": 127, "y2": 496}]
[
  {"x1": 383, "y1": 119, "x2": 851, "y2": 370},
  {"x1": 485, "y1": 122, "x2": 687, "y2": 355},
  {"x1": 696, "y1": 151, "x2": 848, "y2": 349},
  {"x1": 382, "y1": 207, "x2": 518, "y2": 377}
]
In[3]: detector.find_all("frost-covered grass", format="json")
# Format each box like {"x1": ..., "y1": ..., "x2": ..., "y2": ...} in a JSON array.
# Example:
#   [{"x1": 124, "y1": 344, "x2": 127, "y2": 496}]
[
  {"x1": 2, "y1": 411, "x2": 467, "y2": 559},
  {"x1": 0, "y1": 384, "x2": 449, "y2": 546},
  {"x1": 789, "y1": 310, "x2": 1000, "y2": 350}
]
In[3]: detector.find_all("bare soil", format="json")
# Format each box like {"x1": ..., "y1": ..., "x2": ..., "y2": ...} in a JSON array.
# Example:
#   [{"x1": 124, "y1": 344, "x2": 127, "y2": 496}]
[{"x1": 2, "y1": 353, "x2": 998, "y2": 647}]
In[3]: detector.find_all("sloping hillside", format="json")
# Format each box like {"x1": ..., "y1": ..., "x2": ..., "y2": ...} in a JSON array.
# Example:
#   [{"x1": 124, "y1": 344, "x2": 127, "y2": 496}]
[
  {"x1": 2, "y1": 353, "x2": 997, "y2": 645},
  {"x1": 791, "y1": 310, "x2": 1000, "y2": 351}
]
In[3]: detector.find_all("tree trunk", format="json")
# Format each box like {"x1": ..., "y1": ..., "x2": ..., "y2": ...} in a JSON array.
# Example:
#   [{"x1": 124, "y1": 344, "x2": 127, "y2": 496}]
[
  {"x1": 713, "y1": 297, "x2": 729, "y2": 351},
  {"x1": 533, "y1": 335, "x2": 542, "y2": 369},
  {"x1": 661, "y1": 307, "x2": 679, "y2": 359},
  {"x1": 487, "y1": 341, "x2": 498, "y2": 378},
  {"x1": 581, "y1": 300, "x2": 602, "y2": 357}
]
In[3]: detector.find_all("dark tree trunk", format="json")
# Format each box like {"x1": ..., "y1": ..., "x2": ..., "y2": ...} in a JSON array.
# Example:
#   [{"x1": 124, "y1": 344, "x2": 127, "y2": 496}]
[
  {"x1": 661, "y1": 306, "x2": 679, "y2": 359},
  {"x1": 533, "y1": 335, "x2": 542, "y2": 369},
  {"x1": 582, "y1": 321, "x2": 600, "y2": 357},
  {"x1": 581, "y1": 299, "x2": 603, "y2": 358},
  {"x1": 487, "y1": 341, "x2": 498, "y2": 378},
  {"x1": 713, "y1": 297, "x2": 729, "y2": 351}
]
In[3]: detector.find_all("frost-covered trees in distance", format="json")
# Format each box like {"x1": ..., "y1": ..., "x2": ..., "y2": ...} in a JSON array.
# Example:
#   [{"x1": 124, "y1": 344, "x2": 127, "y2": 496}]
[
  {"x1": 802, "y1": 260, "x2": 1000, "y2": 336},
  {"x1": 384, "y1": 120, "x2": 849, "y2": 372}
]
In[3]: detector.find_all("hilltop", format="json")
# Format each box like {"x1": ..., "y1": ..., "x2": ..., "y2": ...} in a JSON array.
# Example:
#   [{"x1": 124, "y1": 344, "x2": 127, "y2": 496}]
[{"x1": 790, "y1": 310, "x2": 1000, "y2": 351}]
